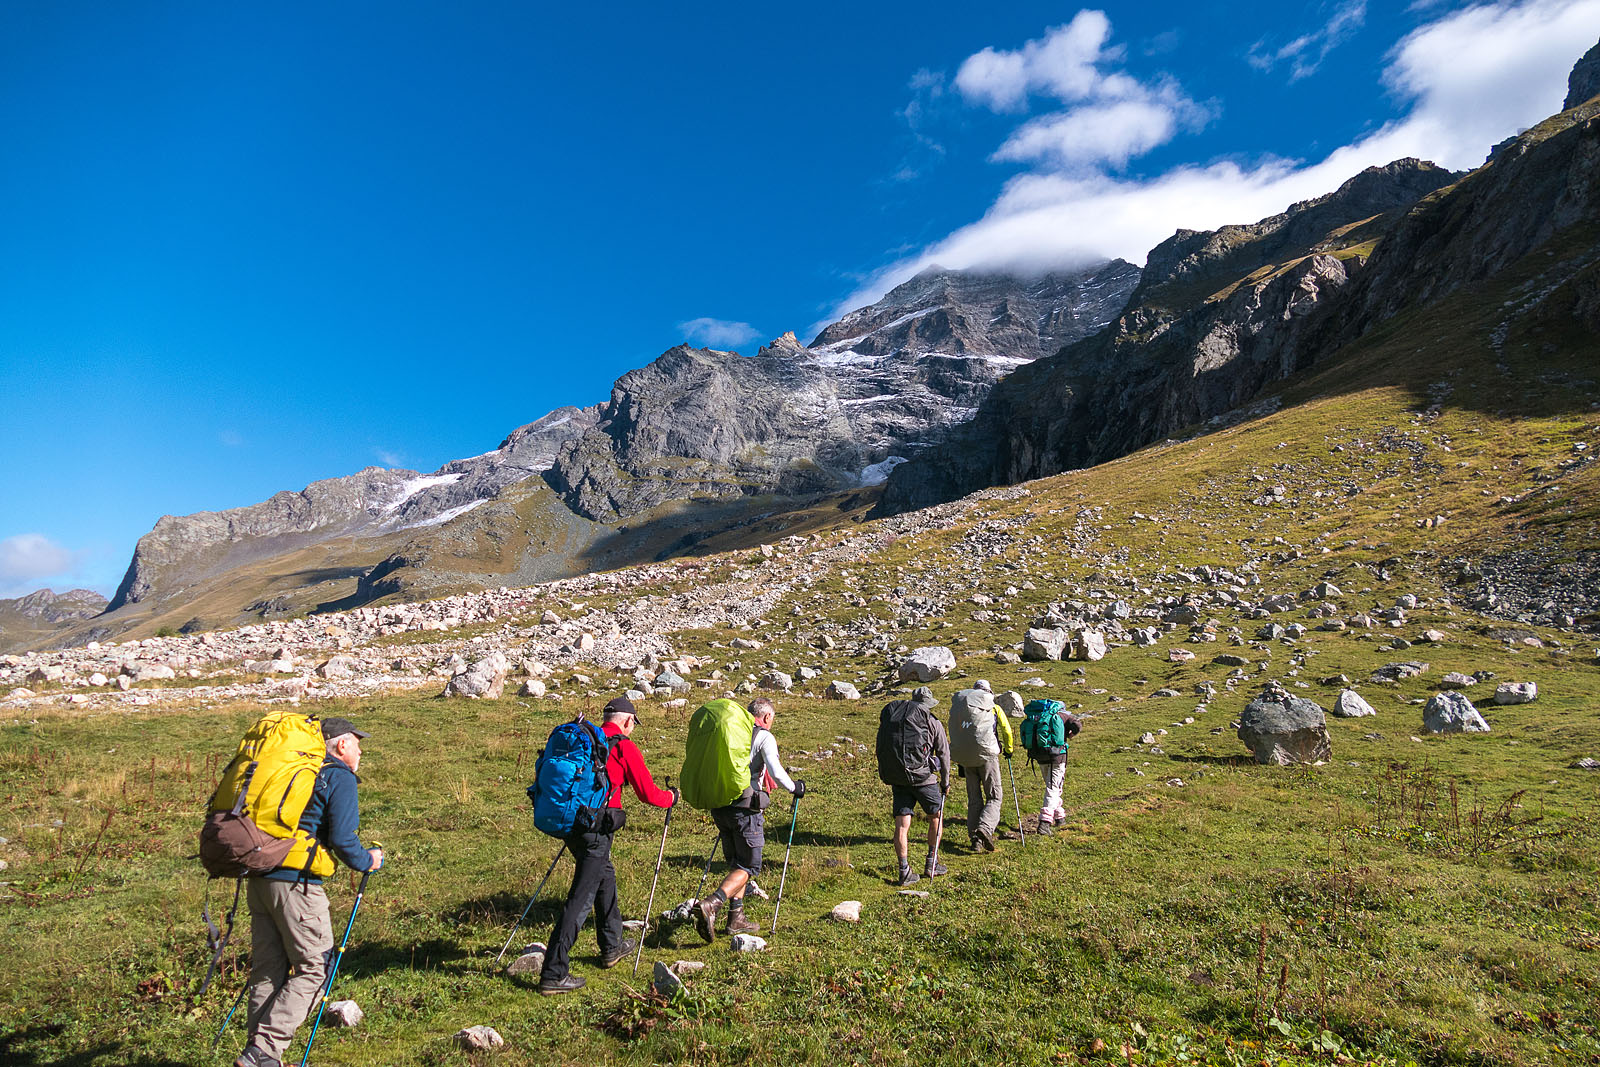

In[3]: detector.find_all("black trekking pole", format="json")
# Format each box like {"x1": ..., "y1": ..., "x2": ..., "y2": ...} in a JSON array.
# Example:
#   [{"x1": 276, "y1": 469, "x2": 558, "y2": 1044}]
[
  {"x1": 631, "y1": 781, "x2": 675, "y2": 976},
  {"x1": 769, "y1": 793, "x2": 801, "y2": 934},
  {"x1": 1007, "y1": 755, "x2": 1026, "y2": 846},
  {"x1": 297, "y1": 868, "x2": 372, "y2": 1067},
  {"x1": 211, "y1": 981, "x2": 249, "y2": 1049},
  {"x1": 694, "y1": 833, "x2": 720, "y2": 899},
  {"x1": 495, "y1": 849, "x2": 566, "y2": 965}
]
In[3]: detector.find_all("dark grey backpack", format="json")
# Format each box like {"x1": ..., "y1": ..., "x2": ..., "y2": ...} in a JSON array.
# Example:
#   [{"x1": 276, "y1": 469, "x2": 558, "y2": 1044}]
[{"x1": 876, "y1": 699, "x2": 936, "y2": 787}]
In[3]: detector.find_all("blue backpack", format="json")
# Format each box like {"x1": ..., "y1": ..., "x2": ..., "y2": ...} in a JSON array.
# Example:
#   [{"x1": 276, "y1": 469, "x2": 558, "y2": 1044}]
[{"x1": 528, "y1": 720, "x2": 615, "y2": 837}]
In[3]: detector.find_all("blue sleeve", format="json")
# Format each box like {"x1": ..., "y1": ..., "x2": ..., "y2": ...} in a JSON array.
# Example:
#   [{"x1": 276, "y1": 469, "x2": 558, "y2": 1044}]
[{"x1": 321, "y1": 770, "x2": 373, "y2": 872}]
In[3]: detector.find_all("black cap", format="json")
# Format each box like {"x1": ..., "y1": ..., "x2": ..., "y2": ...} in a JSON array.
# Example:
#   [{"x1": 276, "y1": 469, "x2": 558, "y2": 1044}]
[
  {"x1": 603, "y1": 696, "x2": 638, "y2": 718},
  {"x1": 320, "y1": 716, "x2": 370, "y2": 741}
]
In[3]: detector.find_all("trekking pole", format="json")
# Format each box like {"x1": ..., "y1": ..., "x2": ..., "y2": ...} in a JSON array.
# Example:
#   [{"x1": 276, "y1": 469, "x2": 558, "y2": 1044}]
[
  {"x1": 211, "y1": 981, "x2": 249, "y2": 1049},
  {"x1": 298, "y1": 869, "x2": 372, "y2": 1067},
  {"x1": 770, "y1": 793, "x2": 801, "y2": 934},
  {"x1": 495, "y1": 848, "x2": 566, "y2": 965},
  {"x1": 631, "y1": 780, "x2": 675, "y2": 977},
  {"x1": 694, "y1": 833, "x2": 720, "y2": 898},
  {"x1": 1007, "y1": 755, "x2": 1026, "y2": 846}
]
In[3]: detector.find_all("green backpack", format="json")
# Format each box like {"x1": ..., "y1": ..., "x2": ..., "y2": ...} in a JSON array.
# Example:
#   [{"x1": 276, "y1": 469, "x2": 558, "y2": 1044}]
[
  {"x1": 680, "y1": 699, "x2": 754, "y2": 810},
  {"x1": 1021, "y1": 699, "x2": 1069, "y2": 760}
]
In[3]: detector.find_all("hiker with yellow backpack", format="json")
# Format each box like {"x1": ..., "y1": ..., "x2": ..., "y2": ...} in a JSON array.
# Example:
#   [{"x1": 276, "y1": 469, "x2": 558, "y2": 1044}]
[
  {"x1": 203, "y1": 714, "x2": 384, "y2": 1067},
  {"x1": 681, "y1": 696, "x2": 806, "y2": 941}
]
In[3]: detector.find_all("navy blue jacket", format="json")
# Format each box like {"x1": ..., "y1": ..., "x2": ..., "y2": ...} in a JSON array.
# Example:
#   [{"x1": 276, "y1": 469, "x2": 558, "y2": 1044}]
[{"x1": 265, "y1": 758, "x2": 375, "y2": 884}]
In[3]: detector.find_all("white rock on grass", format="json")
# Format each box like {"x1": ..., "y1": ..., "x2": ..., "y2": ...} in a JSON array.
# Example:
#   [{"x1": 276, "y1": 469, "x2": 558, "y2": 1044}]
[
  {"x1": 824, "y1": 680, "x2": 860, "y2": 700},
  {"x1": 1332, "y1": 690, "x2": 1376, "y2": 718},
  {"x1": 454, "y1": 1025, "x2": 504, "y2": 1050},
  {"x1": 896, "y1": 647, "x2": 956, "y2": 682},
  {"x1": 325, "y1": 1000, "x2": 364, "y2": 1028},
  {"x1": 830, "y1": 900, "x2": 862, "y2": 923},
  {"x1": 997, "y1": 690, "x2": 1024, "y2": 718},
  {"x1": 1422, "y1": 691, "x2": 1490, "y2": 734},
  {"x1": 1493, "y1": 682, "x2": 1537, "y2": 705},
  {"x1": 729, "y1": 934, "x2": 767, "y2": 952},
  {"x1": 653, "y1": 960, "x2": 684, "y2": 996}
]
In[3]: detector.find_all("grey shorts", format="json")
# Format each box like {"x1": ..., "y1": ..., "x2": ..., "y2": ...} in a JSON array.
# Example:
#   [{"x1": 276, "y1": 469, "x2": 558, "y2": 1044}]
[
  {"x1": 891, "y1": 781, "x2": 944, "y2": 817},
  {"x1": 711, "y1": 805, "x2": 764, "y2": 875}
]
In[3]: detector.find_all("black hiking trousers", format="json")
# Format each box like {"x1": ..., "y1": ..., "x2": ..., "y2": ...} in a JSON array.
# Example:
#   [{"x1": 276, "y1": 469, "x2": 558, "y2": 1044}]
[{"x1": 540, "y1": 828, "x2": 623, "y2": 980}]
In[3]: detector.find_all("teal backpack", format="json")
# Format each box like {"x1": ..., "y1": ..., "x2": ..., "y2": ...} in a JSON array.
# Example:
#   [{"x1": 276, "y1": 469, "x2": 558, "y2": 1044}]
[{"x1": 1021, "y1": 699, "x2": 1070, "y2": 761}]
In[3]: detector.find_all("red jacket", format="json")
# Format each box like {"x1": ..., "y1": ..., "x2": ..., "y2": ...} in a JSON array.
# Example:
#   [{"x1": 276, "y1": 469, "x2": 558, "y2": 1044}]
[{"x1": 602, "y1": 721, "x2": 674, "y2": 809}]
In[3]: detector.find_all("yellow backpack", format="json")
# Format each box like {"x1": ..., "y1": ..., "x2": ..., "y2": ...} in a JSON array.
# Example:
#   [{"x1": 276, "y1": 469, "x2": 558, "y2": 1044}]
[{"x1": 203, "y1": 711, "x2": 334, "y2": 879}]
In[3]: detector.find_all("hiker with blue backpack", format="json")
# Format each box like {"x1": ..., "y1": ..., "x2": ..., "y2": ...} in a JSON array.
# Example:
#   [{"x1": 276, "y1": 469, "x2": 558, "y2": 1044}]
[
  {"x1": 1020, "y1": 698, "x2": 1081, "y2": 835},
  {"x1": 534, "y1": 696, "x2": 676, "y2": 995},
  {"x1": 685, "y1": 696, "x2": 805, "y2": 941}
]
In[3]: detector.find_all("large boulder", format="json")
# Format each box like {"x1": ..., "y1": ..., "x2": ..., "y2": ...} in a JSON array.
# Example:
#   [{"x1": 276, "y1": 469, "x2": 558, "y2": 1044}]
[
  {"x1": 824, "y1": 680, "x2": 861, "y2": 700},
  {"x1": 1422, "y1": 691, "x2": 1490, "y2": 733},
  {"x1": 997, "y1": 690, "x2": 1025, "y2": 718},
  {"x1": 1331, "y1": 689, "x2": 1376, "y2": 717},
  {"x1": 1492, "y1": 681, "x2": 1537, "y2": 705},
  {"x1": 758, "y1": 670, "x2": 793, "y2": 692},
  {"x1": 316, "y1": 655, "x2": 359, "y2": 680},
  {"x1": 443, "y1": 652, "x2": 510, "y2": 699},
  {"x1": 1022, "y1": 628, "x2": 1069, "y2": 662},
  {"x1": 897, "y1": 647, "x2": 956, "y2": 682},
  {"x1": 1238, "y1": 691, "x2": 1332, "y2": 765},
  {"x1": 1066, "y1": 629, "x2": 1107, "y2": 662}
]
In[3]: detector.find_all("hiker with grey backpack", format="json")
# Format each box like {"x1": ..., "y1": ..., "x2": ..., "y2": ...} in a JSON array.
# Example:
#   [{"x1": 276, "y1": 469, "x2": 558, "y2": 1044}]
[
  {"x1": 531, "y1": 696, "x2": 676, "y2": 995},
  {"x1": 948, "y1": 679, "x2": 1014, "y2": 852},
  {"x1": 1020, "y1": 698, "x2": 1081, "y2": 834},
  {"x1": 876, "y1": 686, "x2": 951, "y2": 886}
]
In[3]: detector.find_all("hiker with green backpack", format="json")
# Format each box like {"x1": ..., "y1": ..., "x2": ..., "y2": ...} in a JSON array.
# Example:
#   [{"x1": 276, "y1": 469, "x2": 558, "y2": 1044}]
[
  {"x1": 1020, "y1": 698, "x2": 1081, "y2": 835},
  {"x1": 209, "y1": 714, "x2": 384, "y2": 1067},
  {"x1": 681, "y1": 696, "x2": 805, "y2": 941},
  {"x1": 876, "y1": 686, "x2": 951, "y2": 886}
]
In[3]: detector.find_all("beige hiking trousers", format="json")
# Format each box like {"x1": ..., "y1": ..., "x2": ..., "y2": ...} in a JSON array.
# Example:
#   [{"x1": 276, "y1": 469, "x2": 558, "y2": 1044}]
[{"x1": 245, "y1": 878, "x2": 334, "y2": 1060}]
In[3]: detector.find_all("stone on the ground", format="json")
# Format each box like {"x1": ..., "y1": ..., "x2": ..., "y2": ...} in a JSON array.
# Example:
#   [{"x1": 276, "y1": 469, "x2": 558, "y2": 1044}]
[
  {"x1": 1238, "y1": 691, "x2": 1332, "y2": 765},
  {"x1": 831, "y1": 900, "x2": 862, "y2": 922},
  {"x1": 518, "y1": 678, "x2": 547, "y2": 698},
  {"x1": 443, "y1": 651, "x2": 509, "y2": 699},
  {"x1": 1421, "y1": 629, "x2": 1448, "y2": 643},
  {"x1": 897, "y1": 647, "x2": 956, "y2": 682},
  {"x1": 730, "y1": 933, "x2": 767, "y2": 952},
  {"x1": 1022, "y1": 628, "x2": 1068, "y2": 662},
  {"x1": 1573, "y1": 757, "x2": 1600, "y2": 770},
  {"x1": 1214, "y1": 654, "x2": 1250, "y2": 668},
  {"x1": 1439, "y1": 672, "x2": 1476, "y2": 689},
  {"x1": 1066, "y1": 629, "x2": 1107, "y2": 662},
  {"x1": 824, "y1": 680, "x2": 860, "y2": 700},
  {"x1": 505, "y1": 948, "x2": 545, "y2": 975},
  {"x1": 898, "y1": 889, "x2": 930, "y2": 898},
  {"x1": 669, "y1": 960, "x2": 707, "y2": 976},
  {"x1": 1423, "y1": 691, "x2": 1490, "y2": 734},
  {"x1": 1332, "y1": 690, "x2": 1376, "y2": 718},
  {"x1": 997, "y1": 690, "x2": 1024, "y2": 718},
  {"x1": 325, "y1": 1000, "x2": 364, "y2": 1027},
  {"x1": 454, "y1": 1025, "x2": 504, "y2": 1050},
  {"x1": 1493, "y1": 682, "x2": 1537, "y2": 705},
  {"x1": 316, "y1": 656, "x2": 358, "y2": 680},
  {"x1": 1169, "y1": 648, "x2": 1195, "y2": 663},
  {"x1": 758, "y1": 670, "x2": 793, "y2": 691},
  {"x1": 653, "y1": 960, "x2": 684, "y2": 996},
  {"x1": 1372, "y1": 661, "x2": 1428, "y2": 682}
]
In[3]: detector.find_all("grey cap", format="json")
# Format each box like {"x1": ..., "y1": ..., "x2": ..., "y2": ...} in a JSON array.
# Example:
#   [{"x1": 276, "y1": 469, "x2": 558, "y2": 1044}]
[
  {"x1": 973, "y1": 679, "x2": 992, "y2": 693},
  {"x1": 911, "y1": 686, "x2": 937, "y2": 705}
]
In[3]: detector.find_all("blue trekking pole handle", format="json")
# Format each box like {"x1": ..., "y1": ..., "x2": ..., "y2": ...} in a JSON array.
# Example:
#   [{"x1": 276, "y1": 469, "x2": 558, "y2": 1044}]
[
  {"x1": 769, "y1": 794, "x2": 801, "y2": 934},
  {"x1": 298, "y1": 868, "x2": 372, "y2": 1067}
]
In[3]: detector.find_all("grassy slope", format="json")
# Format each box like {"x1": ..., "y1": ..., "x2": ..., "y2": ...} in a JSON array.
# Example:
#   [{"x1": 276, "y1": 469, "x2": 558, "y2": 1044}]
[{"x1": 4, "y1": 246, "x2": 1600, "y2": 1067}]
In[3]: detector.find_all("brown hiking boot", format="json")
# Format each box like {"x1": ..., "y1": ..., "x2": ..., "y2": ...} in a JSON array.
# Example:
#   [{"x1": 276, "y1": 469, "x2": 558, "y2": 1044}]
[
  {"x1": 694, "y1": 896, "x2": 721, "y2": 943},
  {"x1": 725, "y1": 902, "x2": 760, "y2": 935}
]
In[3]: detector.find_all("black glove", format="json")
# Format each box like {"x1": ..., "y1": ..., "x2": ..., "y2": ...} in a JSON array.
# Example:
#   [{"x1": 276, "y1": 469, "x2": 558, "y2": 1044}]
[
  {"x1": 792, "y1": 779, "x2": 807, "y2": 799},
  {"x1": 669, "y1": 786, "x2": 681, "y2": 808}
]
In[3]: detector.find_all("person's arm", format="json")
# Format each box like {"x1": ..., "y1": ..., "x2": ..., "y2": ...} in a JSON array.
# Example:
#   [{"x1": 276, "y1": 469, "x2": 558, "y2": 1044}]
[
  {"x1": 321, "y1": 769, "x2": 375, "y2": 872},
  {"x1": 617, "y1": 738, "x2": 676, "y2": 808},
  {"x1": 755, "y1": 730, "x2": 796, "y2": 794},
  {"x1": 933, "y1": 719, "x2": 951, "y2": 793},
  {"x1": 994, "y1": 708, "x2": 1014, "y2": 757}
]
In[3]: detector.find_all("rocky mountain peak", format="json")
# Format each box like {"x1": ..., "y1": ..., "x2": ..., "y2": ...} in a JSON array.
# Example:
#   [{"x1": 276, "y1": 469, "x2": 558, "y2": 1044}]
[{"x1": 1567, "y1": 40, "x2": 1600, "y2": 110}]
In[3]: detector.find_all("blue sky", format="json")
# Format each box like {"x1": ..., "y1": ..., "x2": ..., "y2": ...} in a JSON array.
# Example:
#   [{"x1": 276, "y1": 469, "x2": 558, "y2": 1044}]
[{"x1": 3, "y1": 0, "x2": 1598, "y2": 598}]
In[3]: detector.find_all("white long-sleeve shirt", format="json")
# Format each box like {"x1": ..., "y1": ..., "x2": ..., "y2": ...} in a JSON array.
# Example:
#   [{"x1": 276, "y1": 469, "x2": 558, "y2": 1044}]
[{"x1": 750, "y1": 728, "x2": 796, "y2": 795}]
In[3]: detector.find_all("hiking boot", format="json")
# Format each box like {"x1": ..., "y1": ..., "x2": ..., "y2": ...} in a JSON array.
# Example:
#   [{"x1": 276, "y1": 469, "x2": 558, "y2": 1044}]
[
  {"x1": 538, "y1": 973, "x2": 587, "y2": 996},
  {"x1": 974, "y1": 828, "x2": 996, "y2": 852},
  {"x1": 1038, "y1": 820, "x2": 1055, "y2": 836},
  {"x1": 694, "y1": 896, "x2": 721, "y2": 943},
  {"x1": 897, "y1": 864, "x2": 920, "y2": 886},
  {"x1": 600, "y1": 939, "x2": 638, "y2": 969},
  {"x1": 725, "y1": 902, "x2": 761, "y2": 935},
  {"x1": 924, "y1": 859, "x2": 948, "y2": 878},
  {"x1": 234, "y1": 1046, "x2": 281, "y2": 1067}
]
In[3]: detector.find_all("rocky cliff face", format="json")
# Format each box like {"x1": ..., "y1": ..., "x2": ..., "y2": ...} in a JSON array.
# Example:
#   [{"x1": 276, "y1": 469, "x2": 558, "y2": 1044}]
[
  {"x1": 545, "y1": 264, "x2": 1139, "y2": 522},
  {"x1": 0, "y1": 589, "x2": 110, "y2": 654},
  {"x1": 1567, "y1": 41, "x2": 1600, "y2": 110},
  {"x1": 881, "y1": 158, "x2": 1462, "y2": 511}
]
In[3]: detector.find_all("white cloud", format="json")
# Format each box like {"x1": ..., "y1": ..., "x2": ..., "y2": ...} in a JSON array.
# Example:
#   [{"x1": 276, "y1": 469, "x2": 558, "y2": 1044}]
[
  {"x1": 679, "y1": 317, "x2": 762, "y2": 348},
  {"x1": 1249, "y1": 1, "x2": 1368, "y2": 81},
  {"x1": 823, "y1": 0, "x2": 1600, "y2": 324},
  {"x1": 374, "y1": 448, "x2": 406, "y2": 467},
  {"x1": 993, "y1": 89, "x2": 1208, "y2": 170},
  {"x1": 0, "y1": 533, "x2": 86, "y2": 598},
  {"x1": 955, "y1": 11, "x2": 1118, "y2": 111}
]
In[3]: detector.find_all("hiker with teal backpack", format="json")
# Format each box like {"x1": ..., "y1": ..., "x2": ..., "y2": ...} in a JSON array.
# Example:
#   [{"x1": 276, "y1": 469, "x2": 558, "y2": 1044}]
[
  {"x1": 686, "y1": 696, "x2": 805, "y2": 941},
  {"x1": 1020, "y1": 698, "x2": 1081, "y2": 835},
  {"x1": 533, "y1": 696, "x2": 676, "y2": 995}
]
